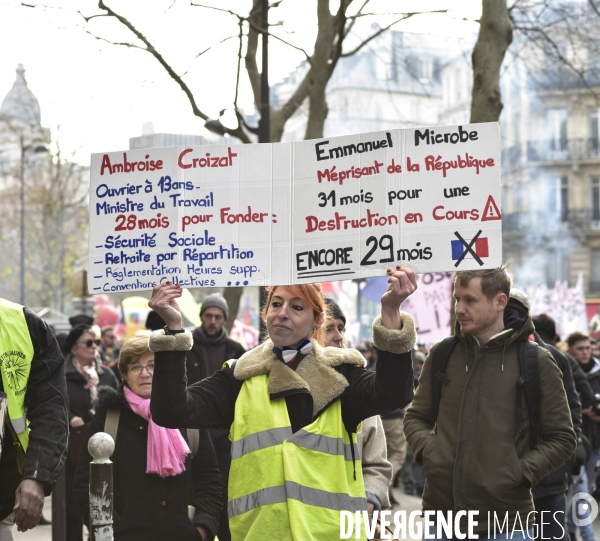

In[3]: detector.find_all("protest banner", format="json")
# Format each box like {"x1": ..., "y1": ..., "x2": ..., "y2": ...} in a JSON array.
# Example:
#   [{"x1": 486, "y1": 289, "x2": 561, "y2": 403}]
[
  {"x1": 88, "y1": 123, "x2": 502, "y2": 293},
  {"x1": 522, "y1": 273, "x2": 589, "y2": 339}
]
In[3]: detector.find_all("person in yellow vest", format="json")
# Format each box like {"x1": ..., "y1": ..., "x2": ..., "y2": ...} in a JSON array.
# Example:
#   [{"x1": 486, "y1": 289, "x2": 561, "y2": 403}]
[
  {"x1": 0, "y1": 298, "x2": 68, "y2": 540},
  {"x1": 147, "y1": 267, "x2": 417, "y2": 541}
]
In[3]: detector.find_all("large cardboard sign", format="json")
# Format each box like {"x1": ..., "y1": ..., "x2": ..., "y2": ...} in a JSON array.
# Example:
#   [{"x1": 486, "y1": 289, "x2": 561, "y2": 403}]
[{"x1": 88, "y1": 123, "x2": 502, "y2": 293}]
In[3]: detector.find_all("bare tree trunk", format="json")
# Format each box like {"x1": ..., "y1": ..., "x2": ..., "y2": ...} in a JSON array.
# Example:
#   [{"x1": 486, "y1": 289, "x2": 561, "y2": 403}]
[
  {"x1": 447, "y1": 0, "x2": 514, "y2": 333},
  {"x1": 469, "y1": 0, "x2": 513, "y2": 123},
  {"x1": 304, "y1": 0, "x2": 349, "y2": 140},
  {"x1": 305, "y1": 4, "x2": 335, "y2": 140}
]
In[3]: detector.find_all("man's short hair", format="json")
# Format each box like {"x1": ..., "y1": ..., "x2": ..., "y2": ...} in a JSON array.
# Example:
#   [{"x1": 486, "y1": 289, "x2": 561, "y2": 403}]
[
  {"x1": 567, "y1": 331, "x2": 590, "y2": 348},
  {"x1": 591, "y1": 338, "x2": 598, "y2": 345},
  {"x1": 453, "y1": 266, "x2": 512, "y2": 301},
  {"x1": 101, "y1": 326, "x2": 114, "y2": 336},
  {"x1": 532, "y1": 313, "x2": 557, "y2": 340}
]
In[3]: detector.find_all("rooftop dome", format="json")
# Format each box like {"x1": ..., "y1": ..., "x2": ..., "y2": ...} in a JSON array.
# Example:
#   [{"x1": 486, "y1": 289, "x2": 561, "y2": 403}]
[{"x1": 0, "y1": 64, "x2": 41, "y2": 127}]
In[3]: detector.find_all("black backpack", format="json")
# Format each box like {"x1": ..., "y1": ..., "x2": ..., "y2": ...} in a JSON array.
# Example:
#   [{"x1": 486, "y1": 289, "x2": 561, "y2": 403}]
[{"x1": 431, "y1": 336, "x2": 540, "y2": 447}]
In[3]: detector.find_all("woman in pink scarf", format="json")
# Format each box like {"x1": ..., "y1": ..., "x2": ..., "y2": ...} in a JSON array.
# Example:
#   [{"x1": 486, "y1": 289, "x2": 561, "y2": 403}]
[{"x1": 72, "y1": 336, "x2": 222, "y2": 541}]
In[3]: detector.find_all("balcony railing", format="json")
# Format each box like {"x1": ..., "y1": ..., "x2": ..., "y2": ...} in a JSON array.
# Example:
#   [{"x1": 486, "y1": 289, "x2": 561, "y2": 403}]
[
  {"x1": 503, "y1": 210, "x2": 600, "y2": 233},
  {"x1": 503, "y1": 138, "x2": 600, "y2": 165}
]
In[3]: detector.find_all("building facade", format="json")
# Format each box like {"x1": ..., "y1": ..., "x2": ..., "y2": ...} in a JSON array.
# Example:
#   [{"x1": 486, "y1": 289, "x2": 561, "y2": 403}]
[
  {"x1": 272, "y1": 29, "x2": 472, "y2": 142},
  {"x1": 495, "y1": 32, "x2": 600, "y2": 295}
]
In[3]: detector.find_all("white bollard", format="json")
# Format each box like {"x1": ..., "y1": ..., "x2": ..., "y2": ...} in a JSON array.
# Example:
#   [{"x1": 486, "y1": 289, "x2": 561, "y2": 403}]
[{"x1": 88, "y1": 432, "x2": 115, "y2": 541}]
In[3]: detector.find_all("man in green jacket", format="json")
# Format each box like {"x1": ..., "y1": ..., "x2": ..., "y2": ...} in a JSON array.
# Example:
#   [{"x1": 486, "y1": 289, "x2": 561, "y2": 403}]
[{"x1": 404, "y1": 267, "x2": 576, "y2": 540}]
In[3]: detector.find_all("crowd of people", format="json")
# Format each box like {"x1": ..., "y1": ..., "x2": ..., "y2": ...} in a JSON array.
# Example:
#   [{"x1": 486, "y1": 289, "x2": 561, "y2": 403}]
[{"x1": 2, "y1": 266, "x2": 600, "y2": 540}]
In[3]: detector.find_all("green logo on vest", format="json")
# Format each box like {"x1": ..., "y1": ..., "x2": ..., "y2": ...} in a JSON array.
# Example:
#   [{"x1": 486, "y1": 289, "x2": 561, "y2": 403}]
[{"x1": 0, "y1": 351, "x2": 28, "y2": 396}]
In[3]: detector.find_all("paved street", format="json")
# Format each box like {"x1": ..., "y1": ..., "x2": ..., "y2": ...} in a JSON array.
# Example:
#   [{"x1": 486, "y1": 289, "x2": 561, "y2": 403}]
[{"x1": 12, "y1": 489, "x2": 600, "y2": 540}]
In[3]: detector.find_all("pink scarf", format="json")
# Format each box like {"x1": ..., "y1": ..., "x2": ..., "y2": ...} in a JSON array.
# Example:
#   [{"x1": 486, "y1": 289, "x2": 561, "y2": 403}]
[{"x1": 124, "y1": 386, "x2": 190, "y2": 478}]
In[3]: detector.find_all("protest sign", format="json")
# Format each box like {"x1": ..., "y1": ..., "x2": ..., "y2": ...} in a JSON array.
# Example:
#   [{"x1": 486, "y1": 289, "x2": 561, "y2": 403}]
[
  {"x1": 522, "y1": 274, "x2": 588, "y2": 339},
  {"x1": 88, "y1": 123, "x2": 502, "y2": 293}
]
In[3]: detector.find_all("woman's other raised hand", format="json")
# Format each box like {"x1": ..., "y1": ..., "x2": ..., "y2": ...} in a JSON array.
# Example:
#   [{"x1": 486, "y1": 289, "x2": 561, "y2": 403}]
[
  {"x1": 148, "y1": 282, "x2": 184, "y2": 330},
  {"x1": 380, "y1": 266, "x2": 417, "y2": 330}
]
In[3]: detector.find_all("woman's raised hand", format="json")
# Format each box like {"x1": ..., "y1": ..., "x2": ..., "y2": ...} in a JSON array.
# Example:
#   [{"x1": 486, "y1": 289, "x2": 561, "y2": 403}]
[
  {"x1": 380, "y1": 266, "x2": 417, "y2": 330},
  {"x1": 148, "y1": 282, "x2": 184, "y2": 329}
]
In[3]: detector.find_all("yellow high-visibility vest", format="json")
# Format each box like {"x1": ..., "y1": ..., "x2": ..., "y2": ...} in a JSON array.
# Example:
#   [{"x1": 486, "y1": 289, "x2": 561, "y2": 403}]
[
  {"x1": 0, "y1": 298, "x2": 34, "y2": 454},
  {"x1": 227, "y1": 362, "x2": 367, "y2": 541}
]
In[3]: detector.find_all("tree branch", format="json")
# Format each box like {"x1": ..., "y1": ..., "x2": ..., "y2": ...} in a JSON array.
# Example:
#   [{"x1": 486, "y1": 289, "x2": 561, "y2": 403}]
[
  {"x1": 244, "y1": 0, "x2": 262, "y2": 108},
  {"x1": 97, "y1": 0, "x2": 211, "y2": 122},
  {"x1": 82, "y1": 29, "x2": 146, "y2": 51},
  {"x1": 234, "y1": 20, "x2": 244, "y2": 110},
  {"x1": 96, "y1": 1, "x2": 251, "y2": 143},
  {"x1": 344, "y1": 0, "x2": 369, "y2": 38},
  {"x1": 246, "y1": 18, "x2": 310, "y2": 60},
  {"x1": 21, "y1": 2, "x2": 108, "y2": 22},
  {"x1": 189, "y1": 2, "x2": 244, "y2": 20},
  {"x1": 179, "y1": 36, "x2": 239, "y2": 78},
  {"x1": 341, "y1": 10, "x2": 447, "y2": 58}
]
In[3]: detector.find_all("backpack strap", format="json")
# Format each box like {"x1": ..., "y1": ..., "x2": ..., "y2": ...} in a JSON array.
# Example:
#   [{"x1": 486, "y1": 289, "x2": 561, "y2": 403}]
[
  {"x1": 431, "y1": 336, "x2": 459, "y2": 420},
  {"x1": 187, "y1": 429, "x2": 200, "y2": 459},
  {"x1": 517, "y1": 341, "x2": 540, "y2": 447},
  {"x1": 104, "y1": 406, "x2": 121, "y2": 443}
]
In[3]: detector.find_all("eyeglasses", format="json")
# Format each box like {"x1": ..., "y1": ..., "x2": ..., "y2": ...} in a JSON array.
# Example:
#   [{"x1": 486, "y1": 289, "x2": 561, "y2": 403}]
[
  {"x1": 82, "y1": 339, "x2": 101, "y2": 348},
  {"x1": 128, "y1": 363, "x2": 154, "y2": 375}
]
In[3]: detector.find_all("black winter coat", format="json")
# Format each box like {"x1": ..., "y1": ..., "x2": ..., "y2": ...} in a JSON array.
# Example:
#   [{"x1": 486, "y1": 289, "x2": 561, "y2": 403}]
[
  {"x1": 532, "y1": 335, "x2": 581, "y2": 498},
  {"x1": 186, "y1": 328, "x2": 246, "y2": 385},
  {"x1": 186, "y1": 328, "x2": 246, "y2": 484},
  {"x1": 65, "y1": 357, "x2": 118, "y2": 424},
  {"x1": 73, "y1": 386, "x2": 222, "y2": 541},
  {"x1": 535, "y1": 330, "x2": 594, "y2": 410},
  {"x1": 151, "y1": 335, "x2": 414, "y2": 441},
  {"x1": 0, "y1": 307, "x2": 69, "y2": 521},
  {"x1": 570, "y1": 357, "x2": 595, "y2": 410},
  {"x1": 580, "y1": 358, "x2": 600, "y2": 449}
]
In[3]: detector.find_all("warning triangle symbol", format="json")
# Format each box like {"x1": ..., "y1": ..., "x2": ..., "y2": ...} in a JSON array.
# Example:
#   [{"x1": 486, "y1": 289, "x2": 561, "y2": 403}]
[{"x1": 481, "y1": 195, "x2": 502, "y2": 221}]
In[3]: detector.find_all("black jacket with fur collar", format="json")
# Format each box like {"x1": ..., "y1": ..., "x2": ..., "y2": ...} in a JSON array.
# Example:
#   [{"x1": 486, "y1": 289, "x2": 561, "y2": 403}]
[{"x1": 150, "y1": 314, "x2": 416, "y2": 437}]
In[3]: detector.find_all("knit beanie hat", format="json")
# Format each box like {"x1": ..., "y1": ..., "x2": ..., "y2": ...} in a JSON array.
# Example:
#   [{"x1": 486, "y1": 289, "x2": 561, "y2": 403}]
[
  {"x1": 324, "y1": 297, "x2": 346, "y2": 325},
  {"x1": 62, "y1": 325, "x2": 92, "y2": 356},
  {"x1": 200, "y1": 294, "x2": 229, "y2": 320}
]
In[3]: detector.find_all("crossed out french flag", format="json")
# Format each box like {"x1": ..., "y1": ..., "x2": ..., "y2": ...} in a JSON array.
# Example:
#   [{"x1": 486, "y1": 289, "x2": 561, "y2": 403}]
[{"x1": 451, "y1": 237, "x2": 489, "y2": 261}]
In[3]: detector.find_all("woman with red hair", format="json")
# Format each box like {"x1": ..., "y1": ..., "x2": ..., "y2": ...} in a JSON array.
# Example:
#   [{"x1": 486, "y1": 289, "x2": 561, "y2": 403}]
[{"x1": 148, "y1": 267, "x2": 417, "y2": 541}]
